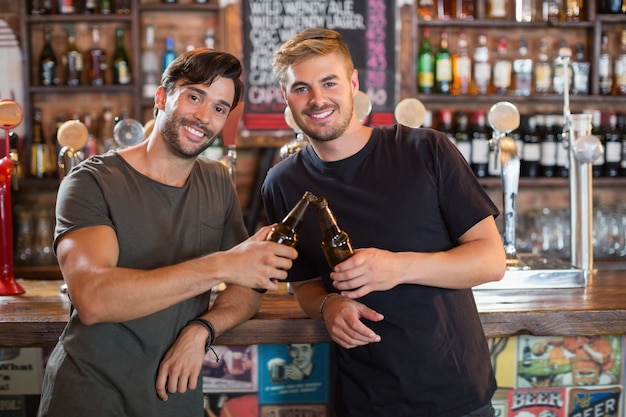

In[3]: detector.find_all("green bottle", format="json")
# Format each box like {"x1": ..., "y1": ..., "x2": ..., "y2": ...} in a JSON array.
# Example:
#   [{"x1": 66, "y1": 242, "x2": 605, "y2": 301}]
[
  {"x1": 434, "y1": 30, "x2": 452, "y2": 94},
  {"x1": 417, "y1": 27, "x2": 434, "y2": 94}
]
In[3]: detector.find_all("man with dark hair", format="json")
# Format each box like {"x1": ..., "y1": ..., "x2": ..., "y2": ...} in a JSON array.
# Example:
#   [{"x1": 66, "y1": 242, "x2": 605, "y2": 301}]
[
  {"x1": 38, "y1": 48, "x2": 296, "y2": 417},
  {"x1": 263, "y1": 28, "x2": 505, "y2": 417}
]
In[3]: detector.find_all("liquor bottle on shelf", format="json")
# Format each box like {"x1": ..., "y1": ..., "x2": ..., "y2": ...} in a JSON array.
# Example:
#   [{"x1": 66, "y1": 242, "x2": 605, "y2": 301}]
[
  {"x1": 487, "y1": 0, "x2": 508, "y2": 19},
  {"x1": 564, "y1": 0, "x2": 583, "y2": 21},
  {"x1": 39, "y1": 26, "x2": 57, "y2": 87},
  {"x1": 589, "y1": 110, "x2": 606, "y2": 177},
  {"x1": 543, "y1": 0, "x2": 560, "y2": 21},
  {"x1": 540, "y1": 114, "x2": 557, "y2": 178},
  {"x1": 30, "y1": 108, "x2": 52, "y2": 179},
  {"x1": 470, "y1": 111, "x2": 490, "y2": 178},
  {"x1": 512, "y1": 36, "x2": 532, "y2": 96},
  {"x1": 417, "y1": 28, "x2": 434, "y2": 94},
  {"x1": 84, "y1": 0, "x2": 97, "y2": 14},
  {"x1": 417, "y1": 0, "x2": 436, "y2": 20},
  {"x1": 314, "y1": 197, "x2": 354, "y2": 268},
  {"x1": 604, "y1": 113, "x2": 622, "y2": 177},
  {"x1": 615, "y1": 30, "x2": 626, "y2": 95},
  {"x1": 115, "y1": 0, "x2": 131, "y2": 14},
  {"x1": 452, "y1": 31, "x2": 471, "y2": 95},
  {"x1": 599, "y1": 0, "x2": 623, "y2": 12},
  {"x1": 456, "y1": 0, "x2": 475, "y2": 19},
  {"x1": 87, "y1": 25, "x2": 107, "y2": 86},
  {"x1": 434, "y1": 30, "x2": 452, "y2": 94},
  {"x1": 82, "y1": 112, "x2": 101, "y2": 159},
  {"x1": 100, "y1": 0, "x2": 112, "y2": 14},
  {"x1": 31, "y1": 0, "x2": 53, "y2": 15},
  {"x1": 58, "y1": 0, "x2": 76, "y2": 14},
  {"x1": 163, "y1": 0, "x2": 178, "y2": 4},
  {"x1": 617, "y1": 112, "x2": 626, "y2": 176},
  {"x1": 553, "y1": 114, "x2": 569, "y2": 178},
  {"x1": 598, "y1": 32, "x2": 613, "y2": 95},
  {"x1": 571, "y1": 42, "x2": 590, "y2": 95},
  {"x1": 552, "y1": 40, "x2": 571, "y2": 95},
  {"x1": 520, "y1": 115, "x2": 540, "y2": 178},
  {"x1": 112, "y1": 27, "x2": 131, "y2": 85},
  {"x1": 492, "y1": 37, "x2": 511, "y2": 95},
  {"x1": 534, "y1": 38, "x2": 552, "y2": 95},
  {"x1": 454, "y1": 111, "x2": 471, "y2": 163},
  {"x1": 204, "y1": 28, "x2": 215, "y2": 49},
  {"x1": 163, "y1": 37, "x2": 177, "y2": 72},
  {"x1": 142, "y1": 24, "x2": 160, "y2": 98},
  {"x1": 515, "y1": 0, "x2": 533, "y2": 21},
  {"x1": 472, "y1": 33, "x2": 491, "y2": 95},
  {"x1": 438, "y1": 109, "x2": 457, "y2": 144},
  {"x1": 437, "y1": 0, "x2": 453, "y2": 19},
  {"x1": 62, "y1": 28, "x2": 83, "y2": 87}
]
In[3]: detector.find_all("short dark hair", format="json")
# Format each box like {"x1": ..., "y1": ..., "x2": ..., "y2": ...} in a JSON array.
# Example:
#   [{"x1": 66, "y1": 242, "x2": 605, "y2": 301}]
[{"x1": 160, "y1": 48, "x2": 244, "y2": 110}]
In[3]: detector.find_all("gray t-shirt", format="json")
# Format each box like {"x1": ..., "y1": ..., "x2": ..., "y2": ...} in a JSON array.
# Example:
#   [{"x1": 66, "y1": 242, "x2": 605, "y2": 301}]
[{"x1": 38, "y1": 151, "x2": 247, "y2": 417}]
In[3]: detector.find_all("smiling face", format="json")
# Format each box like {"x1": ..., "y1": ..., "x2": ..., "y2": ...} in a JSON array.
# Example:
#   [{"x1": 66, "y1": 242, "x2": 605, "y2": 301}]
[
  {"x1": 282, "y1": 52, "x2": 358, "y2": 143},
  {"x1": 157, "y1": 76, "x2": 235, "y2": 159}
]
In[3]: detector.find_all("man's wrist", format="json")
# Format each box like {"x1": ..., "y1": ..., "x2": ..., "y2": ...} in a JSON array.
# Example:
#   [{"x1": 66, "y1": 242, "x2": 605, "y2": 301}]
[
  {"x1": 318, "y1": 293, "x2": 342, "y2": 320},
  {"x1": 187, "y1": 317, "x2": 216, "y2": 353}
]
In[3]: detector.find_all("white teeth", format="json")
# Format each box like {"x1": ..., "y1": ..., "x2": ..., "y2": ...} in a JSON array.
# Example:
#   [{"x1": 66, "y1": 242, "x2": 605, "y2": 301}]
[
  {"x1": 311, "y1": 110, "x2": 332, "y2": 119},
  {"x1": 184, "y1": 125, "x2": 205, "y2": 137}
]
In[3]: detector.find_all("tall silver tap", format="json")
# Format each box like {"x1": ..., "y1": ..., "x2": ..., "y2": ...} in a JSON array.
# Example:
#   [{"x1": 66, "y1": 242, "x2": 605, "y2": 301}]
[
  {"x1": 487, "y1": 102, "x2": 523, "y2": 268},
  {"x1": 560, "y1": 47, "x2": 603, "y2": 276}
]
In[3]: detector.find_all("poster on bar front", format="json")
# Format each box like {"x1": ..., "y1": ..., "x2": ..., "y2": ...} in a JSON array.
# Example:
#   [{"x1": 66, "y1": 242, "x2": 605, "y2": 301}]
[{"x1": 258, "y1": 343, "x2": 330, "y2": 404}]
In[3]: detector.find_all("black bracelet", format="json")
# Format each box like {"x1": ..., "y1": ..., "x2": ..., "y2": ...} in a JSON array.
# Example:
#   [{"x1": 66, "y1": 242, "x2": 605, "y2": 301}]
[{"x1": 187, "y1": 318, "x2": 219, "y2": 362}]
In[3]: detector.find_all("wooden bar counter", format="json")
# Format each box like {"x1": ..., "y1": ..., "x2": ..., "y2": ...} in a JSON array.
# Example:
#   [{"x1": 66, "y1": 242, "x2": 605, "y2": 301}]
[{"x1": 1, "y1": 270, "x2": 626, "y2": 348}]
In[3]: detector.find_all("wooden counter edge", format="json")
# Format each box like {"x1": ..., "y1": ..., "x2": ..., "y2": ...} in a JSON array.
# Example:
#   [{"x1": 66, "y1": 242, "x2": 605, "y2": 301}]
[{"x1": 3, "y1": 278, "x2": 626, "y2": 347}]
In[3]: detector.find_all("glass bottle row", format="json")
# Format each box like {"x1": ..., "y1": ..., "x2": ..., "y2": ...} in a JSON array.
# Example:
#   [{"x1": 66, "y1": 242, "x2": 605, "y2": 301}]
[
  {"x1": 417, "y1": 28, "x2": 626, "y2": 97},
  {"x1": 31, "y1": 0, "x2": 130, "y2": 15},
  {"x1": 417, "y1": 0, "x2": 625, "y2": 21},
  {"x1": 427, "y1": 109, "x2": 626, "y2": 179},
  {"x1": 38, "y1": 24, "x2": 131, "y2": 87}
]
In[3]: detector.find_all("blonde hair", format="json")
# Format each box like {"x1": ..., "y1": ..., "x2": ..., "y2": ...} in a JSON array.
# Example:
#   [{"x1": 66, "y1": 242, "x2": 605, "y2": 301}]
[{"x1": 272, "y1": 28, "x2": 355, "y2": 86}]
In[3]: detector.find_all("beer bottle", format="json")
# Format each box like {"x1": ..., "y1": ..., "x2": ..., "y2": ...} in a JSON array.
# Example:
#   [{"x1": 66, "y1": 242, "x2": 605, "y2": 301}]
[
  {"x1": 254, "y1": 191, "x2": 316, "y2": 293},
  {"x1": 315, "y1": 197, "x2": 354, "y2": 268},
  {"x1": 266, "y1": 191, "x2": 316, "y2": 247}
]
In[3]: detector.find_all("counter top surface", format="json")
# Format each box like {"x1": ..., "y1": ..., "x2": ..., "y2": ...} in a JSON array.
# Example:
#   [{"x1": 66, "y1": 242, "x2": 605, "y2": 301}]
[{"x1": 2, "y1": 271, "x2": 626, "y2": 347}]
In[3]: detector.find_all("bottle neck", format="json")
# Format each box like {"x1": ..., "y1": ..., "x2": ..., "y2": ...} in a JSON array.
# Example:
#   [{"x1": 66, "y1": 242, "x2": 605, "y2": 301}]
[
  {"x1": 280, "y1": 193, "x2": 314, "y2": 230},
  {"x1": 316, "y1": 205, "x2": 342, "y2": 238}
]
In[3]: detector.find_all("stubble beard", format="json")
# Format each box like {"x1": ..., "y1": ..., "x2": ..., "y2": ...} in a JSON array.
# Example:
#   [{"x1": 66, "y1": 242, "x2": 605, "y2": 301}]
[
  {"x1": 297, "y1": 102, "x2": 353, "y2": 143},
  {"x1": 161, "y1": 113, "x2": 216, "y2": 159}
]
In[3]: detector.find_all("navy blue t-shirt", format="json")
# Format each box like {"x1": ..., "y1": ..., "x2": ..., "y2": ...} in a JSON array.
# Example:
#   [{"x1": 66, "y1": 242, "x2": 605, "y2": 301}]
[{"x1": 262, "y1": 124, "x2": 498, "y2": 417}]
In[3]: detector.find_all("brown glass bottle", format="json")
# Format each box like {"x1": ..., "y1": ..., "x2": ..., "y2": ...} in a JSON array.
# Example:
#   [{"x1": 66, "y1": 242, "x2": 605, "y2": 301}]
[
  {"x1": 266, "y1": 191, "x2": 316, "y2": 247},
  {"x1": 315, "y1": 197, "x2": 354, "y2": 268},
  {"x1": 254, "y1": 191, "x2": 316, "y2": 293}
]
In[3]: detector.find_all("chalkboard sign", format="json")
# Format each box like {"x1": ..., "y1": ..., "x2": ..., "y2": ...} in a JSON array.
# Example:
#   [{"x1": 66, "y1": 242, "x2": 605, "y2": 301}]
[{"x1": 242, "y1": 0, "x2": 396, "y2": 130}]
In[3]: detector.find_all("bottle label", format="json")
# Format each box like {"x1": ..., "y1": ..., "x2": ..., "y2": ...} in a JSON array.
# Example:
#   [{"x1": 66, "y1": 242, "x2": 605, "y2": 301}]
[
  {"x1": 471, "y1": 139, "x2": 489, "y2": 164},
  {"x1": 493, "y1": 61, "x2": 512, "y2": 88},
  {"x1": 522, "y1": 143, "x2": 540, "y2": 162},
  {"x1": 535, "y1": 64, "x2": 552, "y2": 90},
  {"x1": 474, "y1": 62, "x2": 491, "y2": 83},
  {"x1": 419, "y1": 72, "x2": 434, "y2": 88},
  {"x1": 116, "y1": 62, "x2": 131, "y2": 84},
  {"x1": 540, "y1": 141, "x2": 557, "y2": 165},
  {"x1": 436, "y1": 59, "x2": 452, "y2": 81},
  {"x1": 605, "y1": 141, "x2": 621, "y2": 163}
]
